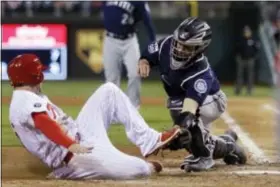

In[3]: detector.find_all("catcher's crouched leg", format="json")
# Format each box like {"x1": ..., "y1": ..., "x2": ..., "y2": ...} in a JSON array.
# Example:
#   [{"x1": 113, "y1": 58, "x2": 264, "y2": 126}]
[
  {"x1": 215, "y1": 130, "x2": 247, "y2": 165},
  {"x1": 166, "y1": 110, "x2": 191, "y2": 150},
  {"x1": 169, "y1": 109, "x2": 181, "y2": 124},
  {"x1": 171, "y1": 108, "x2": 214, "y2": 157}
]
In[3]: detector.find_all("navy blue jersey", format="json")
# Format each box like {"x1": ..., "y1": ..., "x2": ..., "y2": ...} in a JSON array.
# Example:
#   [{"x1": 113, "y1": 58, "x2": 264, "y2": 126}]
[
  {"x1": 140, "y1": 35, "x2": 220, "y2": 105},
  {"x1": 102, "y1": 1, "x2": 155, "y2": 41}
]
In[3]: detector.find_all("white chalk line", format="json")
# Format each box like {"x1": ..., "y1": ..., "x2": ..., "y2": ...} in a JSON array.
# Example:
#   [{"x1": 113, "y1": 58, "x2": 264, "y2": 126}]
[
  {"x1": 108, "y1": 168, "x2": 280, "y2": 186},
  {"x1": 230, "y1": 170, "x2": 280, "y2": 175},
  {"x1": 221, "y1": 111, "x2": 271, "y2": 164},
  {"x1": 262, "y1": 103, "x2": 280, "y2": 114}
]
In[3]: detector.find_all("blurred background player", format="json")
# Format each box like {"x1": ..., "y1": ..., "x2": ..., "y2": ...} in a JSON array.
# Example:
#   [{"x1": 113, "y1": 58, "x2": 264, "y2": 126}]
[
  {"x1": 235, "y1": 25, "x2": 260, "y2": 96},
  {"x1": 138, "y1": 17, "x2": 247, "y2": 172},
  {"x1": 101, "y1": 1, "x2": 156, "y2": 108}
]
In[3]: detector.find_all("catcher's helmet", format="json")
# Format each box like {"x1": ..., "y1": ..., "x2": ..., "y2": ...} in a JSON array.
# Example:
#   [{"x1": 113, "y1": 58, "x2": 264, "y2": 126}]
[
  {"x1": 7, "y1": 54, "x2": 47, "y2": 87},
  {"x1": 171, "y1": 17, "x2": 212, "y2": 70}
]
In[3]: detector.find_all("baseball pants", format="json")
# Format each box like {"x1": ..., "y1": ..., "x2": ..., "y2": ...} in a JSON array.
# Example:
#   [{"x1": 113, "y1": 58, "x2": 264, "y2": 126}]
[
  {"x1": 102, "y1": 34, "x2": 141, "y2": 107},
  {"x1": 50, "y1": 83, "x2": 159, "y2": 180}
]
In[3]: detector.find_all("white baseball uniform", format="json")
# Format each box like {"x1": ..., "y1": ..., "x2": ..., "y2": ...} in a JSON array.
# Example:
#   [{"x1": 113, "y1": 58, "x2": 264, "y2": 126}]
[{"x1": 9, "y1": 82, "x2": 160, "y2": 180}]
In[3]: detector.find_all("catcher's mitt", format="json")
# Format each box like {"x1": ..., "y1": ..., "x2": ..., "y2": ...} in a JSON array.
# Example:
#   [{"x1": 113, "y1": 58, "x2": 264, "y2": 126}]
[{"x1": 165, "y1": 127, "x2": 192, "y2": 151}]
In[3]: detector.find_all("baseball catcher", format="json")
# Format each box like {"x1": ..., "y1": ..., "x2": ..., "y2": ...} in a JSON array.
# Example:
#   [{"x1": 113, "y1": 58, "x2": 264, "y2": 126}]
[{"x1": 138, "y1": 17, "x2": 247, "y2": 172}]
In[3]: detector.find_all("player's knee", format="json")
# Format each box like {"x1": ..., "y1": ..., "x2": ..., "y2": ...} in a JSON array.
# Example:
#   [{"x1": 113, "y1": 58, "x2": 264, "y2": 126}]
[
  {"x1": 100, "y1": 82, "x2": 121, "y2": 94},
  {"x1": 103, "y1": 82, "x2": 118, "y2": 89},
  {"x1": 200, "y1": 109, "x2": 222, "y2": 123},
  {"x1": 127, "y1": 75, "x2": 140, "y2": 82}
]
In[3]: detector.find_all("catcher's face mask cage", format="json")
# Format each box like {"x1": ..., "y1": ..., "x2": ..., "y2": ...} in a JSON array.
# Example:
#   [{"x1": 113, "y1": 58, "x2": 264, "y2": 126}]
[
  {"x1": 170, "y1": 17, "x2": 212, "y2": 70},
  {"x1": 171, "y1": 40, "x2": 200, "y2": 69}
]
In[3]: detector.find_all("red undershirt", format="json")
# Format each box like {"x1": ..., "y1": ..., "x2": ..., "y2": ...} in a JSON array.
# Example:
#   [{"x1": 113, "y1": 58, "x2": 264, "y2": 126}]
[{"x1": 32, "y1": 112, "x2": 75, "y2": 148}]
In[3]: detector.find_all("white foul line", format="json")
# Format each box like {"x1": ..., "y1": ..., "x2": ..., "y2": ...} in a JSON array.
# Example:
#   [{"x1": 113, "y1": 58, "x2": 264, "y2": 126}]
[
  {"x1": 221, "y1": 111, "x2": 270, "y2": 164},
  {"x1": 262, "y1": 104, "x2": 280, "y2": 115}
]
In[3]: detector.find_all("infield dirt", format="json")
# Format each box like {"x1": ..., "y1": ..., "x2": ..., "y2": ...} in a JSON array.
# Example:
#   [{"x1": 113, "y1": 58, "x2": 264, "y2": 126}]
[{"x1": 2, "y1": 96, "x2": 280, "y2": 187}]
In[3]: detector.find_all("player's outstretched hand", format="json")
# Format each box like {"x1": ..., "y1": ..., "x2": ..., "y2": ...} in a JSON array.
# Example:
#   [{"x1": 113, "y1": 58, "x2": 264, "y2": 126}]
[
  {"x1": 68, "y1": 143, "x2": 93, "y2": 154},
  {"x1": 138, "y1": 59, "x2": 150, "y2": 78}
]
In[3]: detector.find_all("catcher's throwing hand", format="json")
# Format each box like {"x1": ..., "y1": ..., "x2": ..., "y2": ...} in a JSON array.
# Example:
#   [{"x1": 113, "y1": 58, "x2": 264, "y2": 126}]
[
  {"x1": 68, "y1": 143, "x2": 93, "y2": 154},
  {"x1": 138, "y1": 59, "x2": 150, "y2": 78}
]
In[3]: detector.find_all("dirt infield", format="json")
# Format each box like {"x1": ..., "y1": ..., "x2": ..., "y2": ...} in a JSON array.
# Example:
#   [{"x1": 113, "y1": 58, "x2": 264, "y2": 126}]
[
  {"x1": 2, "y1": 96, "x2": 280, "y2": 187},
  {"x1": 3, "y1": 147, "x2": 280, "y2": 187}
]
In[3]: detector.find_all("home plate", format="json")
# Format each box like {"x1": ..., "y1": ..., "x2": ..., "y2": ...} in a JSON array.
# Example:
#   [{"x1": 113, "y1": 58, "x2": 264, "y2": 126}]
[{"x1": 230, "y1": 170, "x2": 280, "y2": 175}]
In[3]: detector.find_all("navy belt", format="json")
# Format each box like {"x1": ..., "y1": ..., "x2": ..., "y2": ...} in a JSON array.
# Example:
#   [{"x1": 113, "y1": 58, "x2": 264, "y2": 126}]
[{"x1": 106, "y1": 32, "x2": 134, "y2": 40}]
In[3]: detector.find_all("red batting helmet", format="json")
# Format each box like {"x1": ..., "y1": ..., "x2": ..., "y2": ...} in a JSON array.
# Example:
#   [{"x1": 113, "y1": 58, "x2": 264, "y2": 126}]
[{"x1": 7, "y1": 54, "x2": 48, "y2": 87}]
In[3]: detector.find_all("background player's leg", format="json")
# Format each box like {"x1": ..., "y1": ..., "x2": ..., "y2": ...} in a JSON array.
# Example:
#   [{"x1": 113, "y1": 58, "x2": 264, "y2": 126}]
[
  {"x1": 235, "y1": 56, "x2": 245, "y2": 95},
  {"x1": 103, "y1": 36, "x2": 123, "y2": 87},
  {"x1": 123, "y1": 36, "x2": 141, "y2": 107},
  {"x1": 247, "y1": 58, "x2": 255, "y2": 95}
]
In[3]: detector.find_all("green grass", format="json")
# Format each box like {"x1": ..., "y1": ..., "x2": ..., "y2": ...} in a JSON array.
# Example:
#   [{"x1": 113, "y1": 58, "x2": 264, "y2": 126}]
[
  {"x1": 1, "y1": 80, "x2": 273, "y2": 146},
  {"x1": 1, "y1": 80, "x2": 274, "y2": 97},
  {"x1": 2, "y1": 105, "x2": 172, "y2": 147}
]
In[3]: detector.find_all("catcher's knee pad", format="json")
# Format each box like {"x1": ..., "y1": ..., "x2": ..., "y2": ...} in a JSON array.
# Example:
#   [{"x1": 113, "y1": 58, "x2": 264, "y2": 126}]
[{"x1": 213, "y1": 135, "x2": 247, "y2": 165}]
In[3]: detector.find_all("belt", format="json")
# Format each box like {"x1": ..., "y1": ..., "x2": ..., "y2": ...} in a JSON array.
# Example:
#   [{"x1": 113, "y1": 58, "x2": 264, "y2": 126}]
[
  {"x1": 63, "y1": 152, "x2": 74, "y2": 164},
  {"x1": 106, "y1": 31, "x2": 134, "y2": 40}
]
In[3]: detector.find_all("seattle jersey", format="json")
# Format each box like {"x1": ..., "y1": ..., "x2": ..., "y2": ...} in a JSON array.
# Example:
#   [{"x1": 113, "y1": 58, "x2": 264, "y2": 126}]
[
  {"x1": 140, "y1": 35, "x2": 221, "y2": 105},
  {"x1": 9, "y1": 90, "x2": 78, "y2": 169},
  {"x1": 102, "y1": 1, "x2": 155, "y2": 41}
]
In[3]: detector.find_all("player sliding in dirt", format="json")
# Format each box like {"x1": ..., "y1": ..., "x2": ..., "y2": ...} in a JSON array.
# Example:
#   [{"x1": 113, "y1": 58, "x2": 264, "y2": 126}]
[{"x1": 7, "y1": 54, "x2": 182, "y2": 180}]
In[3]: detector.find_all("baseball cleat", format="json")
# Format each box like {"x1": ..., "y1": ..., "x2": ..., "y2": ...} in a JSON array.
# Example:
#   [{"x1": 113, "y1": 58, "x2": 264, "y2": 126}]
[
  {"x1": 219, "y1": 130, "x2": 247, "y2": 165},
  {"x1": 148, "y1": 161, "x2": 163, "y2": 173},
  {"x1": 144, "y1": 125, "x2": 182, "y2": 157},
  {"x1": 224, "y1": 129, "x2": 238, "y2": 142},
  {"x1": 181, "y1": 155, "x2": 215, "y2": 172}
]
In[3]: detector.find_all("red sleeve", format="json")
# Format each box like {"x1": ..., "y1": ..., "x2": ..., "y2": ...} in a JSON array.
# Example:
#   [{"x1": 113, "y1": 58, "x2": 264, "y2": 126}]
[{"x1": 32, "y1": 112, "x2": 75, "y2": 148}]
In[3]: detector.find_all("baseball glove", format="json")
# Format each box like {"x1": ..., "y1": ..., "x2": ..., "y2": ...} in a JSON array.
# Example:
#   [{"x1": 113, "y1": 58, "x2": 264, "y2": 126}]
[{"x1": 165, "y1": 127, "x2": 192, "y2": 151}]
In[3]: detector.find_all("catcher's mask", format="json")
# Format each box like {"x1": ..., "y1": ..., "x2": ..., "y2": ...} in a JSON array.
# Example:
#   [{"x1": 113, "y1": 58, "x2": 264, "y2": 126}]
[{"x1": 171, "y1": 17, "x2": 212, "y2": 70}]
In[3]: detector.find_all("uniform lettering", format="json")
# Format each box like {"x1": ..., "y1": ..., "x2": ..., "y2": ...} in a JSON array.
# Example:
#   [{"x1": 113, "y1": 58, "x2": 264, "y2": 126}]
[
  {"x1": 47, "y1": 104, "x2": 57, "y2": 120},
  {"x1": 106, "y1": 1, "x2": 134, "y2": 13},
  {"x1": 148, "y1": 42, "x2": 159, "y2": 54}
]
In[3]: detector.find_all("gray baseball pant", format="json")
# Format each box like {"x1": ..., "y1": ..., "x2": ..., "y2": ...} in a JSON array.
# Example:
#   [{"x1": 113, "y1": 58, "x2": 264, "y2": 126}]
[{"x1": 102, "y1": 34, "x2": 141, "y2": 107}]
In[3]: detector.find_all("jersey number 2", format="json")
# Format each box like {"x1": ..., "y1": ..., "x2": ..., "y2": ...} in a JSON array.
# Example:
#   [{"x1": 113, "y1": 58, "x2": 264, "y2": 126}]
[{"x1": 121, "y1": 13, "x2": 134, "y2": 25}]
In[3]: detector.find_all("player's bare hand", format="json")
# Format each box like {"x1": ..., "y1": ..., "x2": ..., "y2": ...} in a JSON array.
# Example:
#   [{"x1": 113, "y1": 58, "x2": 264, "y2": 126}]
[
  {"x1": 138, "y1": 59, "x2": 150, "y2": 78},
  {"x1": 68, "y1": 143, "x2": 93, "y2": 154}
]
